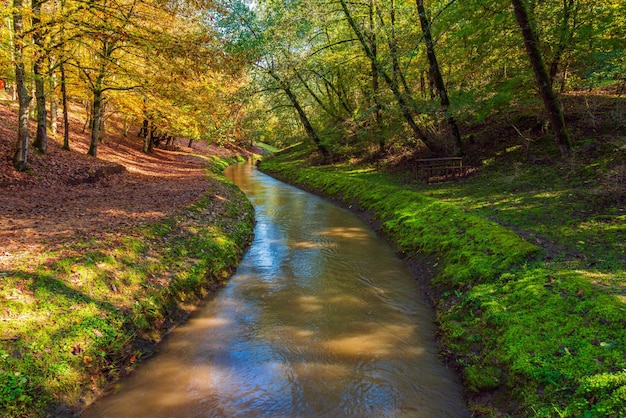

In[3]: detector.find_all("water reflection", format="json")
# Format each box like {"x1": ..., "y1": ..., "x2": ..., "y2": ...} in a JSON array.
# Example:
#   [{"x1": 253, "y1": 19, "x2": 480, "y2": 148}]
[{"x1": 81, "y1": 161, "x2": 468, "y2": 418}]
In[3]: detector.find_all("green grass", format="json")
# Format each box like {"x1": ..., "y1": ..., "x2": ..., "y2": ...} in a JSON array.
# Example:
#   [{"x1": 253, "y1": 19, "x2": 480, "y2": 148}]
[
  {"x1": 255, "y1": 142, "x2": 279, "y2": 154},
  {"x1": 0, "y1": 158, "x2": 255, "y2": 417},
  {"x1": 260, "y1": 143, "x2": 626, "y2": 417}
]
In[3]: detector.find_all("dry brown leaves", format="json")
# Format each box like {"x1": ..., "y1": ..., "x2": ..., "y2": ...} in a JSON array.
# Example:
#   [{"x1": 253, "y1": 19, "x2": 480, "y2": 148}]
[{"x1": 0, "y1": 99, "x2": 242, "y2": 267}]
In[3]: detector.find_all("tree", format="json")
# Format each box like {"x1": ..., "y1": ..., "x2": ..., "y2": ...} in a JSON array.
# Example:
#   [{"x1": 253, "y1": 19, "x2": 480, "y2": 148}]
[
  {"x1": 416, "y1": 0, "x2": 462, "y2": 155},
  {"x1": 31, "y1": 0, "x2": 48, "y2": 154},
  {"x1": 367, "y1": 0, "x2": 384, "y2": 153},
  {"x1": 268, "y1": 67, "x2": 330, "y2": 158},
  {"x1": 217, "y1": 0, "x2": 332, "y2": 157},
  {"x1": 546, "y1": 0, "x2": 576, "y2": 87},
  {"x1": 337, "y1": 0, "x2": 433, "y2": 150},
  {"x1": 76, "y1": 0, "x2": 142, "y2": 156},
  {"x1": 511, "y1": 0, "x2": 572, "y2": 158},
  {"x1": 12, "y1": 0, "x2": 32, "y2": 171}
]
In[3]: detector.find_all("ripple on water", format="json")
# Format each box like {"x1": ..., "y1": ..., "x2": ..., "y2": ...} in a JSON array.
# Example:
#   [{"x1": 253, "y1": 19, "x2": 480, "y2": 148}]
[{"x1": 80, "y1": 162, "x2": 469, "y2": 418}]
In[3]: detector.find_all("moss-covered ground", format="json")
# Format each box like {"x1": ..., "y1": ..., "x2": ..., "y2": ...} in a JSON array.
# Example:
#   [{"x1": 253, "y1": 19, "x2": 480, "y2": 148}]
[{"x1": 259, "y1": 143, "x2": 625, "y2": 417}]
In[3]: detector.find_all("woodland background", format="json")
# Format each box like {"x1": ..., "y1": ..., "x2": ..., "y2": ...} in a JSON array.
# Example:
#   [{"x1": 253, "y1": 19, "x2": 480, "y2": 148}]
[
  {"x1": 1, "y1": 0, "x2": 625, "y2": 416},
  {"x1": 1, "y1": 0, "x2": 624, "y2": 168}
]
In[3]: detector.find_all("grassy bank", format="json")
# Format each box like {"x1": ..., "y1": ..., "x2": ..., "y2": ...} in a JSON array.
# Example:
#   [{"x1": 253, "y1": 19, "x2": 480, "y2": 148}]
[
  {"x1": 0, "y1": 156, "x2": 255, "y2": 417},
  {"x1": 260, "y1": 144, "x2": 626, "y2": 417}
]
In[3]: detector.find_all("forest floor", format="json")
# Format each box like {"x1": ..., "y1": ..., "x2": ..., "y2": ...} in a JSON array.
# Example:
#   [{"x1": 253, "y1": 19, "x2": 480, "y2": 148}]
[
  {"x1": 0, "y1": 94, "x2": 258, "y2": 417},
  {"x1": 0, "y1": 96, "x2": 250, "y2": 267}
]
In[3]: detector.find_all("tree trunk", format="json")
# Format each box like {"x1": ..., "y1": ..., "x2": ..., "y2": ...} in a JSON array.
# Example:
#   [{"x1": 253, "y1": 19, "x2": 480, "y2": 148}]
[
  {"x1": 139, "y1": 118, "x2": 149, "y2": 138},
  {"x1": 143, "y1": 125, "x2": 155, "y2": 153},
  {"x1": 49, "y1": 78, "x2": 59, "y2": 136},
  {"x1": 268, "y1": 69, "x2": 329, "y2": 159},
  {"x1": 294, "y1": 71, "x2": 333, "y2": 116},
  {"x1": 311, "y1": 69, "x2": 353, "y2": 114},
  {"x1": 368, "y1": 0, "x2": 384, "y2": 154},
  {"x1": 548, "y1": 0, "x2": 575, "y2": 86},
  {"x1": 6, "y1": 15, "x2": 18, "y2": 101},
  {"x1": 384, "y1": 0, "x2": 411, "y2": 96},
  {"x1": 416, "y1": 0, "x2": 463, "y2": 155},
  {"x1": 82, "y1": 100, "x2": 91, "y2": 133},
  {"x1": 31, "y1": 0, "x2": 47, "y2": 154},
  {"x1": 98, "y1": 102, "x2": 106, "y2": 143},
  {"x1": 48, "y1": 22, "x2": 58, "y2": 136},
  {"x1": 12, "y1": 0, "x2": 32, "y2": 171},
  {"x1": 88, "y1": 89, "x2": 103, "y2": 156},
  {"x1": 285, "y1": 84, "x2": 330, "y2": 159},
  {"x1": 60, "y1": 60, "x2": 70, "y2": 150},
  {"x1": 338, "y1": 0, "x2": 432, "y2": 149},
  {"x1": 511, "y1": 0, "x2": 572, "y2": 158}
]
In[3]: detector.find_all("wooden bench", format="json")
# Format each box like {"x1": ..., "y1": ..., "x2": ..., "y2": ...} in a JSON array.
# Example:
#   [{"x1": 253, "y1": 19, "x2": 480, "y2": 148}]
[{"x1": 414, "y1": 157, "x2": 466, "y2": 182}]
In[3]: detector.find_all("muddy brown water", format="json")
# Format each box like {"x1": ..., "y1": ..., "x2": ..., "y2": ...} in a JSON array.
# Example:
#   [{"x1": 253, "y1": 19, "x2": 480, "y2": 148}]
[{"x1": 81, "y1": 161, "x2": 468, "y2": 417}]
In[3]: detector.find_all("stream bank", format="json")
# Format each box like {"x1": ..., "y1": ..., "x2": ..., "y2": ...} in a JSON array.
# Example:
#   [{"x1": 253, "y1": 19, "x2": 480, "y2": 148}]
[
  {"x1": 1, "y1": 156, "x2": 255, "y2": 418},
  {"x1": 258, "y1": 144, "x2": 626, "y2": 417},
  {"x1": 80, "y1": 160, "x2": 469, "y2": 417}
]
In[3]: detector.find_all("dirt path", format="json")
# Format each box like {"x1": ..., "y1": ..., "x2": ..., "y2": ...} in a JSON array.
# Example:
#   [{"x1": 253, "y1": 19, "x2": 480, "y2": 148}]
[{"x1": 0, "y1": 101, "x2": 241, "y2": 268}]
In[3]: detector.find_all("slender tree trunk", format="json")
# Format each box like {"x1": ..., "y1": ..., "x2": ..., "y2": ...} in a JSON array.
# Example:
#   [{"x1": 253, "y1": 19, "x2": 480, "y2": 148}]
[
  {"x1": 98, "y1": 102, "x2": 106, "y2": 143},
  {"x1": 82, "y1": 100, "x2": 91, "y2": 133},
  {"x1": 287, "y1": 86, "x2": 330, "y2": 159},
  {"x1": 143, "y1": 124, "x2": 155, "y2": 153},
  {"x1": 49, "y1": 57, "x2": 59, "y2": 135},
  {"x1": 548, "y1": 0, "x2": 574, "y2": 86},
  {"x1": 88, "y1": 87, "x2": 103, "y2": 156},
  {"x1": 311, "y1": 69, "x2": 353, "y2": 114},
  {"x1": 368, "y1": 0, "x2": 384, "y2": 154},
  {"x1": 386, "y1": 0, "x2": 410, "y2": 96},
  {"x1": 32, "y1": 72, "x2": 47, "y2": 153},
  {"x1": 268, "y1": 69, "x2": 329, "y2": 158},
  {"x1": 511, "y1": 0, "x2": 572, "y2": 157},
  {"x1": 60, "y1": 60, "x2": 70, "y2": 150},
  {"x1": 294, "y1": 70, "x2": 333, "y2": 116},
  {"x1": 374, "y1": 1, "x2": 413, "y2": 97},
  {"x1": 416, "y1": 0, "x2": 462, "y2": 155},
  {"x1": 139, "y1": 117, "x2": 149, "y2": 139},
  {"x1": 338, "y1": 0, "x2": 432, "y2": 149},
  {"x1": 31, "y1": 0, "x2": 47, "y2": 154},
  {"x1": 49, "y1": 88, "x2": 58, "y2": 135},
  {"x1": 12, "y1": 0, "x2": 32, "y2": 171},
  {"x1": 6, "y1": 15, "x2": 18, "y2": 101}
]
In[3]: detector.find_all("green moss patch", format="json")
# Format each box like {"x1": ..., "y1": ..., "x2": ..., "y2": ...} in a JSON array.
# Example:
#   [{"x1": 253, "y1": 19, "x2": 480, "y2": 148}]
[{"x1": 260, "y1": 144, "x2": 626, "y2": 417}]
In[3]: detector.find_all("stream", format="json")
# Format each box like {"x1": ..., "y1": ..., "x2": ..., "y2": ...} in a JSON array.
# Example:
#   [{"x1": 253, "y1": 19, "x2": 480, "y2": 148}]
[{"x1": 81, "y1": 161, "x2": 468, "y2": 417}]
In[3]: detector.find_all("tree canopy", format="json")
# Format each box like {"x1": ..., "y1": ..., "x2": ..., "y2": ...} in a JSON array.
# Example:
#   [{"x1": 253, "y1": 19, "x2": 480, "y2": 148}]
[
  {"x1": 213, "y1": 0, "x2": 624, "y2": 158},
  {"x1": 1, "y1": 0, "x2": 624, "y2": 164},
  {"x1": 1, "y1": 0, "x2": 249, "y2": 166}
]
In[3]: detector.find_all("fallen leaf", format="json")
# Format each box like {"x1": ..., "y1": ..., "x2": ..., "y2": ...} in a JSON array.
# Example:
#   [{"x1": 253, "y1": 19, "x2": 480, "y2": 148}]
[{"x1": 71, "y1": 343, "x2": 83, "y2": 355}]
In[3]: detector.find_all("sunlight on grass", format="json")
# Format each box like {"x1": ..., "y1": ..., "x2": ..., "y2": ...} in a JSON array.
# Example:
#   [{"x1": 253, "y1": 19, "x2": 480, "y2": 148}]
[
  {"x1": 347, "y1": 167, "x2": 376, "y2": 174},
  {"x1": 260, "y1": 143, "x2": 626, "y2": 416},
  {"x1": 0, "y1": 158, "x2": 255, "y2": 418},
  {"x1": 532, "y1": 191, "x2": 564, "y2": 198}
]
